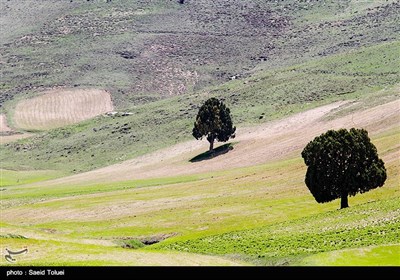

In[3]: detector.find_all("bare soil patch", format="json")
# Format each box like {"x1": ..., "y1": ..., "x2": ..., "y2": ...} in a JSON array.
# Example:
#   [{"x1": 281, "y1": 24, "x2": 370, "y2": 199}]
[
  {"x1": 0, "y1": 114, "x2": 12, "y2": 132},
  {"x1": 13, "y1": 89, "x2": 114, "y2": 130}
]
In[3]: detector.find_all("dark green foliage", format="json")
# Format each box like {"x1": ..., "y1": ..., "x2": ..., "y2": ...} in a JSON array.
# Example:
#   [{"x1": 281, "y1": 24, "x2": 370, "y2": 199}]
[
  {"x1": 301, "y1": 128, "x2": 386, "y2": 208},
  {"x1": 0, "y1": 234, "x2": 27, "y2": 239},
  {"x1": 192, "y1": 98, "x2": 236, "y2": 151}
]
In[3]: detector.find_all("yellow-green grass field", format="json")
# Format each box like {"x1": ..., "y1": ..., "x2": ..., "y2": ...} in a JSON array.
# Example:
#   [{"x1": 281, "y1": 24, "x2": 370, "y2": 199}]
[
  {"x1": 1, "y1": 126, "x2": 398, "y2": 266},
  {"x1": 1, "y1": 0, "x2": 400, "y2": 267}
]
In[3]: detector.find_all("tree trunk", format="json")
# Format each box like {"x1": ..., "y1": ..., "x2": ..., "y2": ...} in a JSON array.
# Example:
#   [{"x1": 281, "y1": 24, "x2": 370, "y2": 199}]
[
  {"x1": 340, "y1": 193, "x2": 349, "y2": 209},
  {"x1": 209, "y1": 138, "x2": 214, "y2": 151}
]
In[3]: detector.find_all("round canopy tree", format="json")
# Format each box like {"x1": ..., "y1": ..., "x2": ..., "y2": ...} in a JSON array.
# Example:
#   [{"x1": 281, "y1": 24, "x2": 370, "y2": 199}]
[
  {"x1": 301, "y1": 128, "x2": 386, "y2": 209},
  {"x1": 192, "y1": 98, "x2": 236, "y2": 151}
]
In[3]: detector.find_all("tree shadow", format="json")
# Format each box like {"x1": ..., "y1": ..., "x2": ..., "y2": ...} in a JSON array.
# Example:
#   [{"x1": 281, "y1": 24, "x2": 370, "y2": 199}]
[{"x1": 189, "y1": 143, "x2": 234, "y2": 163}]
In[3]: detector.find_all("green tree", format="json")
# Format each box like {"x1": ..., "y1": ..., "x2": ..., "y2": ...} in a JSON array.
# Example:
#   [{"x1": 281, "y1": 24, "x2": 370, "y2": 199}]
[
  {"x1": 301, "y1": 128, "x2": 386, "y2": 209},
  {"x1": 192, "y1": 98, "x2": 236, "y2": 151}
]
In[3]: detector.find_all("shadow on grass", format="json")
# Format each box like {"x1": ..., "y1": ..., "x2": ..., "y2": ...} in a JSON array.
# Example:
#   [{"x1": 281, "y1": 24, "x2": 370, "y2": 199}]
[{"x1": 189, "y1": 143, "x2": 234, "y2": 163}]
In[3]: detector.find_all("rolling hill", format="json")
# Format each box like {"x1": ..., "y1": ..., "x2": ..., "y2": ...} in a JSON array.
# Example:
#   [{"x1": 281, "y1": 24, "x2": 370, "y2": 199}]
[{"x1": 0, "y1": 0, "x2": 399, "y2": 266}]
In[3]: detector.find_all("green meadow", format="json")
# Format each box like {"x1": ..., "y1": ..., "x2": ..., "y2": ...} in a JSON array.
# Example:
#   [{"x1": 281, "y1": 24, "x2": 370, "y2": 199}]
[
  {"x1": 1, "y1": 127, "x2": 398, "y2": 266},
  {"x1": 1, "y1": 0, "x2": 399, "y2": 266}
]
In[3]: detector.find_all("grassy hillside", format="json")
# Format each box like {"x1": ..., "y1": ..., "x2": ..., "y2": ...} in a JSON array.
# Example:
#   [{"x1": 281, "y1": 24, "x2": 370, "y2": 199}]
[
  {"x1": 1, "y1": 0, "x2": 399, "y2": 173},
  {"x1": 1, "y1": 0, "x2": 399, "y2": 267},
  {"x1": 1, "y1": 126, "x2": 398, "y2": 266},
  {"x1": 160, "y1": 197, "x2": 399, "y2": 265},
  {"x1": 1, "y1": 41, "x2": 399, "y2": 173},
  {"x1": 1, "y1": 0, "x2": 399, "y2": 108}
]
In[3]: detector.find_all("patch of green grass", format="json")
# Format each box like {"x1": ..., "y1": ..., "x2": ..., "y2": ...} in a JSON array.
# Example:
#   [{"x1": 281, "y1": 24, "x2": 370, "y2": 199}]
[
  {"x1": 0, "y1": 237, "x2": 245, "y2": 266},
  {"x1": 301, "y1": 41, "x2": 400, "y2": 76},
  {"x1": 0, "y1": 1, "x2": 73, "y2": 43},
  {"x1": 0, "y1": 169, "x2": 64, "y2": 187},
  {"x1": 159, "y1": 197, "x2": 400, "y2": 265},
  {"x1": 0, "y1": 173, "x2": 210, "y2": 209},
  {"x1": 296, "y1": 244, "x2": 400, "y2": 266},
  {"x1": 291, "y1": 0, "x2": 398, "y2": 24}
]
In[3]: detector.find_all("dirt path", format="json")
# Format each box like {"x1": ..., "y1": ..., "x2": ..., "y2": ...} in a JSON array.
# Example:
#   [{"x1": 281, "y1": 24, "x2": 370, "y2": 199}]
[
  {"x1": 0, "y1": 114, "x2": 12, "y2": 132},
  {"x1": 13, "y1": 88, "x2": 114, "y2": 130},
  {"x1": 35, "y1": 99, "x2": 399, "y2": 187},
  {"x1": 0, "y1": 114, "x2": 32, "y2": 144}
]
